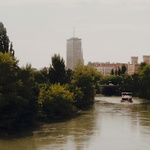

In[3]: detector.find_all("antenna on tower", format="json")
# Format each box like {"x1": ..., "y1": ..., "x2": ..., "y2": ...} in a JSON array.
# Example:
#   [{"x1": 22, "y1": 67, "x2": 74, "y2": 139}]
[{"x1": 73, "y1": 27, "x2": 75, "y2": 37}]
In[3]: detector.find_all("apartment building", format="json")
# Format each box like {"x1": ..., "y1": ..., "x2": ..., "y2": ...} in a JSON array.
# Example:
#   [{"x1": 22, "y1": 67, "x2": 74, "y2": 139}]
[
  {"x1": 143, "y1": 55, "x2": 150, "y2": 64},
  {"x1": 128, "y1": 57, "x2": 139, "y2": 75},
  {"x1": 88, "y1": 62, "x2": 126, "y2": 76}
]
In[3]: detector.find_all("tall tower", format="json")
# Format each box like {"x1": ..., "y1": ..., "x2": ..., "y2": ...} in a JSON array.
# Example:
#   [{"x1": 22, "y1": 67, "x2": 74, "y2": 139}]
[{"x1": 66, "y1": 37, "x2": 84, "y2": 70}]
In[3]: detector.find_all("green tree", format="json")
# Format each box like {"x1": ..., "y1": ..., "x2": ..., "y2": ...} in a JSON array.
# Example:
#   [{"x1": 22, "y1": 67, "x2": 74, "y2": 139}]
[
  {"x1": 72, "y1": 63, "x2": 101, "y2": 109},
  {"x1": 121, "y1": 74, "x2": 133, "y2": 92},
  {"x1": 34, "y1": 67, "x2": 49, "y2": 84},
  {"x1": 0, "y1": 53, "x2": 26, "y2": 131},
  {"x1": 121, "y1": 65, "x2": 127, "y2": 75},
  {"x1": 104, "y1": 75, "x2": 123, "y2": 85},
  {"x1": 139, "y1": 62, "x2": 147, "y2": 71},
  {"x1": 0, "y1": 22, "x2": 10, "y2": 53},
  {"x1": 139, "y1": 64, "x2": 150, "y2": 99},
  {"x1": 118, "y1": 67, "x2": 121, "y2": 76},
  {"x1": 65, "y1": 68, "x2": 74, "y2": 83},
  {"x1": 0, "y1": 54, "x2": 38, "y2": 131},
  {"x1": 38, "y1": 84, "x2": 76, "y2": 120},
  {"x1": 101, "y1": 75, "x2": 122, "y2": 96},
  {"x1": 48, "y1": 54, "x2": 66, "y2": 84},
  {"x1": 115, "y1": 68, "x2": 118, "y2": 75},
  {"x1": 111, "y1": 69, "x2": 114, "y2": 75},
  {"x1": 131, "y1": 73, "x2": 140, "y2": 96},
  {"x1": 17, "y1": 64, "x2": 39, "y2": 126}
]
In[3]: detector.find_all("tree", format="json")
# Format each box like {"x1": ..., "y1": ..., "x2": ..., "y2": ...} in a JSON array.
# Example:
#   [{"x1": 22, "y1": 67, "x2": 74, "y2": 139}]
[
  {"x1": 17, "y1": 64, "x2": 39, "y2": 126},
  {"x1": 111, "y1": 69, "x2": 114, "y2": 75},
  {"x1": 0, "y1": 53, "x2": 26, "y2": 131},
  {"x1": 48, "y1": 54, "x2": 66, "y2": 84},
  {"x1": 0, "y1": 54, "x2": 38, "y2": 131},
  {"x1": 118, "y1": 67, "x2": 121, "y2": 76},
  {"x1": 0, "y1": 22, "x2": 10, "y2": 53},
  {"x1": 139, "y1": 64, "x2": 150, "y2": 99},
  {"x1": 121, "y1": 74, "x2": 133, "y2": 92},
  {"x1": 115, "y1": 68, "x2": 118, "y2": 75},
  {"x1": 139, "y1": 62, "x2": 147, "y2": 71},
  {"x1": 71, "y1": 62, "x2": 101, "y2": 109},
  {"x1": 38, "y1": 84, "x2": 76, "y2": 120},
  {"x1": 131, "y1": 73, "x2": 140, "y2": 96},
  {"x1": 101, "y1": 75, "x2": 122, "y2": 95},
  {"x1": 104, "y1": 75, "x2": 123, "y2": 85},
  {"x1": 34, "y1": 67, "x2": 49, "y2": 84},
  {"x1": 121, "y1": 65, "x2": 127, "y2": 75},
  {"x1": 64, "y1": 68, "x2": 74, "y2": 83}
]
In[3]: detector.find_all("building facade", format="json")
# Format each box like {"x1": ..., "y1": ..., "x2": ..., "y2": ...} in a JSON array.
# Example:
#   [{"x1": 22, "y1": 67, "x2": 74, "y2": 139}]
[
  {"x1": 143, "y1": 55, "x2": 150, "y2": 64},
  {"x1": 88, "y1": 55, "x2": 150, "y2": 76},
  {"x1": 88, "y1": 62, "x2": 126, "y2": 76},
  {"x1": 128, "y1": 57, "x2": 139, "y2": 75},
  {"x1": 66, "y1": 37, "x2": 84, "y2": 70},
  {"x1": 131, "y1": 56, "x2": 138, "y2": 65}
]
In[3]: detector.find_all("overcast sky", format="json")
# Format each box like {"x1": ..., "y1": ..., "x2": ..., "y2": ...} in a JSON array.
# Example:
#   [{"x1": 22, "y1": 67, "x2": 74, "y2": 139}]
[{"x1": 0, "y1": 0, "x2": 150, "y2": 69}]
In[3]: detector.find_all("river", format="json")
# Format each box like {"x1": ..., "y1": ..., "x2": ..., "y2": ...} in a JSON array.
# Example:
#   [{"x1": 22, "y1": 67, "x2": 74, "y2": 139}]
[{"x1": 0, "y1": 96, "x2": 150, "y2": 150}]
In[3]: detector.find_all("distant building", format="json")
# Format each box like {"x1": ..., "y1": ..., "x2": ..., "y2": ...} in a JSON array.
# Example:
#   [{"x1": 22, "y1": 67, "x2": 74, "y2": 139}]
[
  {"x1": 88, "y1": 56, "x2": 143, "y2": 76},
  {"x1": 131, "y1": 56, "x2": 138, "y2": 65},
  {"x1": 88, "y1": 62, "x2": 126, "y2": 76},
  {"x1": 66, "y1": 37, "x2": 84, "y2": 70},
  {"x1": 128, "y1": 64, "x2": 139, "y2": 75},
  {"x1": 128, "y1": 57, "x2": 139, "y2": 75},
  {"x1": 143, "y1": 55, "x2": 150, "y2": 64}
]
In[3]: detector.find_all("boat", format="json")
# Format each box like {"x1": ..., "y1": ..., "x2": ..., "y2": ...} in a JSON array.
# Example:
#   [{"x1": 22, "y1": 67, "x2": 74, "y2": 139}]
[{"x1": 121, "y1": 92, "x2": 133, "y2": 103}]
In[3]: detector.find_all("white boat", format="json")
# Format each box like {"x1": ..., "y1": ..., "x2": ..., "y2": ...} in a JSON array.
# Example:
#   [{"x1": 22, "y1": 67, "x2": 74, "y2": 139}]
[{"x1": 121, "y1": 92, "x2": 133, "y2": 103}]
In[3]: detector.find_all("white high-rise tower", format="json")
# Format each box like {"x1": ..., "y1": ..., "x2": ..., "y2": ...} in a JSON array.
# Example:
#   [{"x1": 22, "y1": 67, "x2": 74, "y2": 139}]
[{"x1": 66, "y1": 37, "x2": 84, "y2": 70}]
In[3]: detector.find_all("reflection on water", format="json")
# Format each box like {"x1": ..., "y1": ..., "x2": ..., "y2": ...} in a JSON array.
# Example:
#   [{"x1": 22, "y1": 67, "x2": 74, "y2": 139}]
[{"x1": 1, "y1": 96, "x2": 150, "y2": 150}]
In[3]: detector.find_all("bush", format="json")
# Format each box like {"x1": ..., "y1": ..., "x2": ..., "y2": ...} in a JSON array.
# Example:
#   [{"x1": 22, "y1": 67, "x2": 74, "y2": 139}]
[{"x1": 38, "y1": 84, "x2": 76, "y2": 120}]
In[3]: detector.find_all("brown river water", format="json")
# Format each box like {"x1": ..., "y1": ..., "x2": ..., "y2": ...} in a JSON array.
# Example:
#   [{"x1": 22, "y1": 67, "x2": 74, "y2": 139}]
[{"x1": 0, "y1": 96, "x2": 150, "y2": 150}]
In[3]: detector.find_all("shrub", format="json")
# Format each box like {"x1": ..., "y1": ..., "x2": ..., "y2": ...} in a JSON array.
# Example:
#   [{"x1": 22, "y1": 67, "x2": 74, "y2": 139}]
[{"x1": 38, "y1": 84, "x2": 76, "y2": 120}]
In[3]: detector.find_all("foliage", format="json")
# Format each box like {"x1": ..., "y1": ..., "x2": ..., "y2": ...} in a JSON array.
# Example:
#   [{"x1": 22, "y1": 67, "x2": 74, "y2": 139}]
[
  {"x1": 72, "y1": 62, "x2": 101, "y2": 109},
  {"x1": 111, "y1": 65, "x2": 127, "y2": 76},
  {"x1": 100, "y1": 75, "x2": 122, "y2": 96},
  {"x1": 38, "y1": 84, "x2": 76, "y2": 120},
  {"x1": 0, "y1": 22, "x2": 9, "y2": 53},
  {"x1": 103, "y1": 64, "x2": 150, "y2": 100},
  {"x1": 138, "y1": 64, "x2": 150, "y2": 99},
  {"x1": 34, "y1": 67, "x2": 49, "y2": 84},
  {"x1": 102, "y1": 75, "x2": 123, "y2": 85},
  {"x1": 48, "y1": 54, "x2": 66, "y2": 84},
  {"x1": 121, "y1": 74, "x2": 133, "y2": 92},
  {"x1": 121, "y1": 65, "x2": 127, "y2": 74},
  {"x1": 65, "y1": 68, "x2": 74, "y2": 83},
  {"x1": 17, "y1": 64, "x2": 39, "y2": 126},
  {"x1": 0, "y1": 53, "x2": 21, "y2": 130},
  {"x1": 111, "y1": 69, "x2": 114, "y2": 75},
  {"x1": 139, "y1": 62, "x2": 147, "y2": 71},
  {"x1": 131, "y1": 73, "x2": 140, "y2": 96},
  {"x1": 0, "y1": 54, "x2": 38, "y2": 131}
]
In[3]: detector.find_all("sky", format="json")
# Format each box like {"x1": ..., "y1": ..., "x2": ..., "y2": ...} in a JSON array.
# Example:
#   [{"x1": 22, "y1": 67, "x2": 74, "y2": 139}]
[{"x1": 0, "y1": 0, "x2": 150, "y2": 69}]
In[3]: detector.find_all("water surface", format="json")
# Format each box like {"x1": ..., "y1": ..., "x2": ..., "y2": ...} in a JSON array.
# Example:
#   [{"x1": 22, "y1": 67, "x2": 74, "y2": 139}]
[{"x1": 1, "y1": 96, "x2": 150, "y2": 150}]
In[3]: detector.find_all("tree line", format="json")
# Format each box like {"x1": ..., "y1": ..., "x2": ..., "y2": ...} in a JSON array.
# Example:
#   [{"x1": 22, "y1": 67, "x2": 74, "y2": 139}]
[
  {"x1": 101, "y1": 62, "x2": 150, "y2": 99},
  {"x1": 0, "y1": 22, "x2": 101, "y2": 133},
  {"x1": 0, "y1": 52, "x2": 101, "y2": 133}
]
